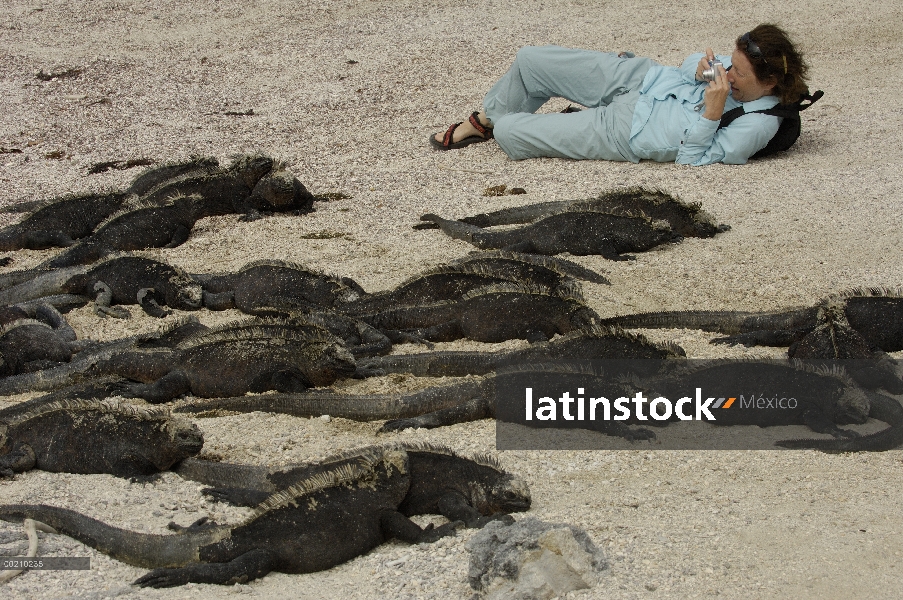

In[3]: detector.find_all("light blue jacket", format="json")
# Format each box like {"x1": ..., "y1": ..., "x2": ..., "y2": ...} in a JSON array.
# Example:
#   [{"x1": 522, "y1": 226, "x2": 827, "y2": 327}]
[{"x1": 628, "y1": 53, "x2": 781, "y2": 165}]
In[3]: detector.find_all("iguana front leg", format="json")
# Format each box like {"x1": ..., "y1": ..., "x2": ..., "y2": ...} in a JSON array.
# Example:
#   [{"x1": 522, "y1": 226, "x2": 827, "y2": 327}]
[
  {"x1": 437, "y1": 491, "x2": 514, "y2": 528},
  {"x1": 379, "y1": 510, "x2": 462, "y2": 544},
  {"x1": 0, "y1": 443, "x2": 37, "y2": 477},
  {"x1": 137, "y1": 288, "x2": 171, "y2": 318},
  {"x1": 203, "y1": 290, "x2": 236, "y2": 310},
  {"x1": 380, "y1": 397, "x2": 492, "y2": 432},
  {"x1": 712, "y1": 328, "x2": 810, "y2": 347},
  {"x1": 799, "y1": 407, "x2": 860, "y2": 439},
  {"x1": 163, "y1": 224, "x2": 192, "y2": 249},
  {"x1": 391, "y1": 321, "x2": 464, "y2": 343},
  {"x1": 117, "y1": 371, "x2": 192, "y2": 403},
  {"x1": 201, "y1": 487, "x2": 271, "y2": 507},
  {"x1": 268, "y1": 369, "x2": 309, "y2": 393},
  {"x1": 20, "y1": 230, "x2": 75, "y2": 249},
  {"x1": 134, "y1": 548, "x2": 278, "y2": 588},
  {"x1": 92, "y1": 281, "x2": 131, "y2": 319}
]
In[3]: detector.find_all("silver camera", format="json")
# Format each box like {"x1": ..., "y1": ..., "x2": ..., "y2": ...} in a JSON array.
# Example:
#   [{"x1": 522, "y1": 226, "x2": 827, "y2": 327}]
[{"x1": 701, "y1": 59, "x2": 723, "y2": 82}]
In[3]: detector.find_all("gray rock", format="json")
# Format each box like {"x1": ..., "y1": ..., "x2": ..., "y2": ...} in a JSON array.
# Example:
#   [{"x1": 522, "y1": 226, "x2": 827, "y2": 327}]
[{"x1": 466, "y1": 517, "x2": 608, "y2": 600}]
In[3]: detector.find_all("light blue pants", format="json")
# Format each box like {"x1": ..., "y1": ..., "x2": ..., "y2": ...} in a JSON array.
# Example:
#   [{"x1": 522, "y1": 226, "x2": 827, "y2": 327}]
[{"x1": 483, "y1": 46, "x2": 655, "y2": 161}]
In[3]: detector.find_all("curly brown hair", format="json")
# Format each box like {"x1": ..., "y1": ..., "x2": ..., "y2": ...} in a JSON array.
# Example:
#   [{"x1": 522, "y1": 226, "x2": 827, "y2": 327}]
[{"x1": 736, "y1": 24, "x2": 809, "y2": 105}]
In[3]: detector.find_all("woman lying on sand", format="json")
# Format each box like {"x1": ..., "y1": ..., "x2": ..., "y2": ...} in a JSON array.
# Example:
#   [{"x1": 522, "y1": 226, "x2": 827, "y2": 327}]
[{"x1": 431, "y1": 23, "x2": 808, "y2": 165}]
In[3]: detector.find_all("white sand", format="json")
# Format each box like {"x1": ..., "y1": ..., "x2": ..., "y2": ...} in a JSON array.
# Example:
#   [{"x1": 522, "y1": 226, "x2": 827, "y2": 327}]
[{"x1": 1, "y1": 1, "x2": 902, "y2": 598}]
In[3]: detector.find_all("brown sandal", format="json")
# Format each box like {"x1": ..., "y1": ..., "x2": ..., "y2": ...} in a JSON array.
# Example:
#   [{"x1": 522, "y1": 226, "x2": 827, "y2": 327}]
[{"x1": 429, "y1": 112, "x2": 493, "y2": 150}]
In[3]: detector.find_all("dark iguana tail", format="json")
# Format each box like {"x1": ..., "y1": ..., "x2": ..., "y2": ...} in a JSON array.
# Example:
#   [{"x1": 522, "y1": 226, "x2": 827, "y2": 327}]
[
  {"x1": 600, "y1": 308, "x2": 818, "y2": 336},
  {"x1": 0, "y1": 266, "x2": 88, "y2": 304},
  {"x1": 0, "y1": 337, "x2": 141, "y2": 396},
  {"x1": 174, "y1": 379, "x2": 488, "y2": 421},
  {"x1": 776, "y1": 392, "x2": 903, "y2": 452},
  {"x1": 420, "y1": 214, "x2": 501, "y2": 248},
  {"x1": 0, "y1": 504, "x2": 227, "y2": 568}
]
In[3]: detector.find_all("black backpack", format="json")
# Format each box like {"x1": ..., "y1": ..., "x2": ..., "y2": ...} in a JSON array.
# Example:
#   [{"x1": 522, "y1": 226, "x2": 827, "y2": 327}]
[{"x1": 718, "y1": 90, "x2": 824, "y2": 158}]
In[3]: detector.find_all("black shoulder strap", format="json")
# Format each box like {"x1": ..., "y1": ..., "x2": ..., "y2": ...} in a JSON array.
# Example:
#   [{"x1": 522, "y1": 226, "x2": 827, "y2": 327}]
[
  {"x1": 715, "y1": 90, "x2": 824, "y2": 158},
  {"x1": 717, "y1": 106, "x2": 747, "y2": 130},
  {"x1": 718, "y1": 90, "x2": 824, "y2": 128}
]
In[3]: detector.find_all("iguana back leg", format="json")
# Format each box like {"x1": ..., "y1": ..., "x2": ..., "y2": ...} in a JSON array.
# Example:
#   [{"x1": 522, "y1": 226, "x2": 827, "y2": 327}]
[{"x1": 134, "y1": 548, "x2": 278, "y2": 588}]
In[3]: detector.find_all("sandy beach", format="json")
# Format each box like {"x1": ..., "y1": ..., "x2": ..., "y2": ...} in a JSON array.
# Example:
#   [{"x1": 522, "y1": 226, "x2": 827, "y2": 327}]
[{"x1": 1, "y1": 1, "x2": 902, "y2": 598}]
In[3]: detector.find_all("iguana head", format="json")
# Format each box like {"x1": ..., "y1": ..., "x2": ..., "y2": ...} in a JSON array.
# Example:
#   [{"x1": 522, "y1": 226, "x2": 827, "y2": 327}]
[
  {"x1": 435, "y1": 450, "x2": 531, "y2": 515},
  {"x1": 304, "y1": 343, "x2": 358, "y2": 387},
  {"x1": 475, "y1": 472, "x2": 532, "y2": 515},
  {"x1": 249, "y1": 169, "x2": 314, "y2": 212},
  {"x1": 230, "y1": 154, "x2": 275, "y2": 188},
  {"x1": 111, "y1": 414, "x2": 204, "y2": 475},
  {"x1": 168, "y1": 281, "x2": 204, "y2": 311},
  {"x1": 834, "y1": 387, "x2": 870, "y2": 425}
]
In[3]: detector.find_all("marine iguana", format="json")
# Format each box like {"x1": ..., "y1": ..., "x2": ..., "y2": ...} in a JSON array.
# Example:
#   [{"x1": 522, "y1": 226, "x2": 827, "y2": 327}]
[
  {"x1": 174, "y1": 363, "x2": 656, "y2": 442},
  {"x1": 0, "y1": 156, "x2": 221, "y2": 250},
  {"x1": 643, "y1": 360, "x2": 871, "y2": 437},
  {"x1": 132, "y1": 153, "x2": 274, "y2": 218},
  {"x1": 110, "y1": 318, "x2": 358, "y2": 403},
  {"x1": 175, "y1": 443, "x2": 530, "y2": 528},
  {"x1": 420, "y1": 208, "x2": 679, "y2": 259},
  {"x1": 129, "y1": 154, "x2": 313, "y2": 220},
  {"x1": 195, "y1": 259, "x2": 364, "y2": 312},
  {"x1": 356, "y1": 324, "x2": 684, "y2": 378},
  {"x1": 0, "y1": 445, "x2": 530, "y2": 587},
  {"x1": 601, "y1": 287, "x2": 903, "y2": 350},
  {"x1": 416, "y1": 187, "x2": 728, "y2": 238},
  {"x1": 600, "y1": 287, "x2": 903, "y2": 392},
  {"x1": 247, "y1": 307, "x2": 392, "y2": 358},
  {"x1": 39, "y1": 193, "x2": 208, "y2": 268},
  {"x1": 338, "y1": 256, "x2": 601, "y2": 317},
  {"x1": 775, "y1": 390, "x2": 903, "y2": 452},
  {"x1": 0, "y1": 310, "x2": 88, "y2": 377},
  {"x1": 446, "y1": 249, "x2": 610, "y2": 285},
  {"x1": 360, "y1": 282, "x2": 602, "y2": 343},
  {"x1": 0, "y1": 191, "x2": 127, "y2": 251},
  {"x1": 0, "y1": 255, "x2": 204, "y2": 318},
  {"x1": 383, "y1": 359, "x2": 895, "y2": 450},
  {"x1": 31, "y1": 155, "x2": 310, "y2": 268},
  {"x1": 0, "y1": 316, "x2": 211, "y2": 396},
  {"x1": 0, "y1": 398, "x2": 203, "y2": 478}
]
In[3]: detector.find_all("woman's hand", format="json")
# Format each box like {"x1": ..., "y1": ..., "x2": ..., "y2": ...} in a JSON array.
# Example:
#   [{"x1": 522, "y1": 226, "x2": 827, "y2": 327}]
[
  {"x1": 702, "y1": 62, "x2": 730, "y2": 120},
  {"x1": 695, "y1": 48, "x2": 717, "y2": 81}
]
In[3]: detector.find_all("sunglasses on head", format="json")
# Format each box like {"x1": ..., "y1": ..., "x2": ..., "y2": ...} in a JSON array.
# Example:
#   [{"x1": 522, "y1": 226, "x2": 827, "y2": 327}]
[{"x1": 740, "y1": 32, "x2": 768, "y2": 65}]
